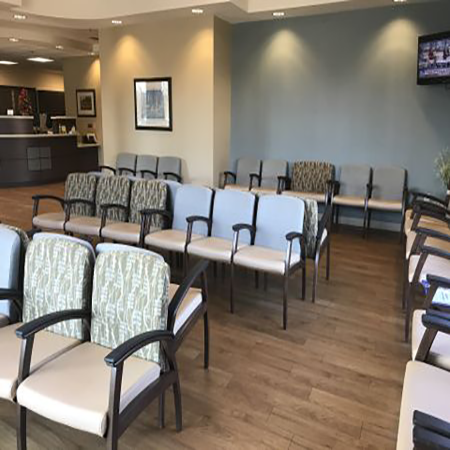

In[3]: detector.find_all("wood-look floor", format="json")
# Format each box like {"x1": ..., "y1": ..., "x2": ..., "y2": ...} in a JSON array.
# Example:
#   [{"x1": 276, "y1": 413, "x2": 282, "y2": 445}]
[{"x1": 0, "y1": 183, "x2": 409, "y2": 450}]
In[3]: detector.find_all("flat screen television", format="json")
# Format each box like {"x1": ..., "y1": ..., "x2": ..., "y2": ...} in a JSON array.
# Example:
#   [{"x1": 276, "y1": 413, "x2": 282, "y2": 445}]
[{"x1": 418, "y1": 31, "x2": 450, "y2": 85}]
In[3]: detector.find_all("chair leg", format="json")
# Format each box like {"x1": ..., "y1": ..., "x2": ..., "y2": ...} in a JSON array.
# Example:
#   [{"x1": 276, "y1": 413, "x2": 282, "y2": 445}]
[
  {"x1": 336, "y1": 206, "x2": 340, "y2": 227},
  {"x1": 203, "y1": 311, "x2": 209, "y2": 369},
  {"x1": 405, "y1": 284, "x2": 414, "y2": 342},
  {"x1": 17, "y1": 405, "x2": 27, "y2": 450},
  {"x1": 312, "y1": 257, "x2": 319, "y2": 304},
  {"x1": 363, "y1": 208, "x2": 368, "y2": 238},
  {"x1": 230, "y1": 264, "x2": 235, "y2": 314},
  {"x1": 301, "y1": 266, "x2": 306, "y2": 301},
  {"x1": 283, "y1": 274, "x2": 289, "y2": 330},
  {"x1": 326, "y1": 239, "x2": 331, "y2": 281},
  {"x1": 173, "y1": 377, "x2": 183, "y2": 432}
]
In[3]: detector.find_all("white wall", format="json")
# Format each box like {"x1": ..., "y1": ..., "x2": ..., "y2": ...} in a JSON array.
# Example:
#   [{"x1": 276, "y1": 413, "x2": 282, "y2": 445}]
[{"x1": 0, "y1": 65, "x2": 63, "y2": 91}]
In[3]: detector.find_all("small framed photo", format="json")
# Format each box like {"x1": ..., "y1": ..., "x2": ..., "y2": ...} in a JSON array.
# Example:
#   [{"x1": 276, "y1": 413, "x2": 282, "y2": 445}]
[
  {"x1": 134, "y1": 78, "x2": 172, "y2": 131},
  {"x1": 76, "y1": 89, "x2": 96, "y2": 117}
]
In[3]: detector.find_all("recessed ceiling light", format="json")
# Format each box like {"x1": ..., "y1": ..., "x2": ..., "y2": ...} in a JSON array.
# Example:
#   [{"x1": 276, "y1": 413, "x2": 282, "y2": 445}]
[
  {"x1": 273, "y1": 11, "x2": 285, "y2": 17},
  {"x1": 111, "y1": 19, "x2": 122, "y2": 25},
  {"x1": 9, "y1": 38, "x2": 19, "y2": 43},
  {"x1": 55, "y1": 45, "x2": 64, "y2": 50},
  {"x1": 13, "y1": 14, "x2": 27, "y2": 20},
  {"x1": 27, "y1": 57, "x2": 54, "y2": 63},
  {"x1": 192, "y1": 8, "x2": 204, "y2": 15},
  {"x1": 89, "y1": 52, "x2": 96, "y2": 56},
  {"x1": 393, "y1": 0, "x2": 407, "y2": 2},
  {"x1": 0, "y1": 60, "x2": 18, "y2": 65}
]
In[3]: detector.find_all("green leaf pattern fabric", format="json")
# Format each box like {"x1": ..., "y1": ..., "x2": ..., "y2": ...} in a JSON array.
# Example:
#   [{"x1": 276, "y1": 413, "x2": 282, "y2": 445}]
[
  {"x1": 65, "y1": 173, "x2": 97, "y2": 217},
  {"x1": 91, "y1": 251, "x2": 170, "y2": 365},
  {"x1": 95, "y1": 176, "x2": 131, "y2": 221},
  {"x1": 291, "y1": 162, "x2": 335, "y2": 194},
  {"x1": 129, "y1": 180, "x2": 167, "y2": 229},
  {"x1": 23, "y1": 237, "x2": 94, "y2": 339},
  {"x1": 302, "y1": 199, "x2": 318, "y2": 259}
]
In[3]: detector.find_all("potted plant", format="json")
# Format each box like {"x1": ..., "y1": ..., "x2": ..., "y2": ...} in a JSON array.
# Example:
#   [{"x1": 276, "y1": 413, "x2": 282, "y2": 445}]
[{"x1": 436, "y1": 148, "x2": 450, "y2": 194}]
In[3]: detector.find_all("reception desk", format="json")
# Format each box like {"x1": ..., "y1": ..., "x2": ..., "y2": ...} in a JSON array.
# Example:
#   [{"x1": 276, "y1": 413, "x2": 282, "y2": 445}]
[{"x1": 0, "y1": 134, "x2": 99, "y2": 187}]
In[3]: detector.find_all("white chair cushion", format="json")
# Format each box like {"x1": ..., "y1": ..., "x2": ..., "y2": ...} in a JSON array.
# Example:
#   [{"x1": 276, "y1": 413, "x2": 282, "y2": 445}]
[
  {"x1": 32, "y1": 213, "x2": 66, "y2": 231},
  {"x1": 145, "y1": 229, "x2": 202, "y2": 253},
  {"x1": 368, "y1": 199, "x2": 402, "y2": 212},
  {"x1": 397, "y1": 361, "x2": 450, "y2": 450},
  {"x1": 16, "y1": 342, "x2": 161, "y2": 437},
  {"x1": 409, "y1": 254, "x2": 450, "y2": 283},
  {"x1": 188, "y1": 237, "x2": 247, "y2": 263},
  {"x1": 169, "y1": 284, "x2": 202, "y2": 334},
  {"x1": 0, "y1": 314, "x2": 9, "y2": 328},
  {"x1": 412, "y1": 309, "x2": 450, "y2": 371},
  {"x1": 233, "y1": 245, "x2": 301, "y2": 275},
  {"x1": 65, "y1": 217, "x2": 102, "y2": 236},
  {"x1": 101, "y1": 222, "x2": 142, "y2": 244},
  {"x1": 251, "y1": 187, "x2": 278, "y2": 196},
  {"x1": 333, "y1": 195, "x2": 365, "y2": 207},
  {"x1": 0, "y1": 323, "x2": 80, "y2": 401},
  {"x1": 224, "y1": 185, "x2": 248, "y2": 192},
  {"x1": 283, "y1": 191, "x2": 327, "y2": 203}
]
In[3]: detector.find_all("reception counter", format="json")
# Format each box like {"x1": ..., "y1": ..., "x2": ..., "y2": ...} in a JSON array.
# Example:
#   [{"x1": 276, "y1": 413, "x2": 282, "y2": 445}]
[{"x1": 0, "y1": 134, "x2": 99, "y2": 187}]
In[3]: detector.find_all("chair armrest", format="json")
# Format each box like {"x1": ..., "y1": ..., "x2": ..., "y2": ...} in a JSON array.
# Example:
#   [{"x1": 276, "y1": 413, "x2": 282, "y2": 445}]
[
  {"x1": 328, "y1": 180, "x2": 340, "y2": 196},
  {"x1": 140, "y1": 170, "x2": 157, "y2": 179},
  {"x1": 117, "y1": 168, "x2": 136, "y2": 176},
  {"x1": 100, "y1": 204, "x2": 130, "y2": 230},
  {"x1": 249, "y1": 173, "x2": 261, "y2": 189},
  {"x1": 421, "y1": 245, "x2": 450, "y2": 261},
  {"x1": 104, "y1": 330, "x2": 175, "y2": 368},
  {"x1": 141, "y1": 209, "x2": 172, "y2": 223},
  {"x1": 232, "y1": 223, "x2": 256, "y2": 240},
  {"x1": 163, "y1": 172, "x2": 182, "y2": 182},
  {"x1": 427, "y1": 275, "x2": 450, "y2": 290},
  {"x1": 277, "y1": 176, "x2": 290, "y2": 194},
  {"x1": 414, "y1": 411, "x2": 450, "y2": 441},
  {"x1": 32, "y1": 195, "x2": 65, "y2": 219},
  {"x1": 100, "y1": 203, "x2": 129, "y2": 212},
  {"x1": 286, "y1": 232, "x2": 303, "y2": 242},
  {"x1": 0, "y1": 288, "x2": 22, "y2": 301},
  {"x1": 140, "y1": 209, "x2": 173, "y2": 238},
  {"x1": 414, "y1": 423, "x2": 450, "y2": 449},
  {"x1": 416, "y1": 227, "x2": 450, "y2": 244},
  {"x1": 167, "y1": 259, "x2": 209, "y2": 332},
  {"x1": 186, "y1": 215, "x2": 211, "y2": 226},
  {"x1": 186, "y1": 216, "x2": 212, "y2": 246},
  {"x1": 413, "y1": 201, "x2": 449, "y2": 218},
  {"x1": 98, "y1": 165, "x2": 116, "y2": 175},
  {"x1": 224, "y1": 171, "x2": 237, "y2": 187},
  {"x1": 412, "y1": 191, "x2": 448, "y2": 207}
]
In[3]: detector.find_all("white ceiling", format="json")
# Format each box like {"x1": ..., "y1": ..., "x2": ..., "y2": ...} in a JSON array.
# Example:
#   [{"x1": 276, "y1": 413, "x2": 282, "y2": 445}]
[{"x1": 0, "y1": 0, "x2": 438, "y2": 69}]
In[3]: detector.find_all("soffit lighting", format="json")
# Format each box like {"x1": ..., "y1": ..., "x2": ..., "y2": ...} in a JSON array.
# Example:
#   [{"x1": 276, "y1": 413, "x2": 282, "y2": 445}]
[
  {"x1": 27, "y1": 57, "x2": 54, "y2": 63},
  {"x1": 393, "y1": 0, "x2": 407, "y2": 2},
  {"x1": 192, "y1": 8, "x2": 204, "y2": 15},
  {"x1": 13, "y1": 14, "x2": 27, "y2": 20},
  {"x1": 111, "y1": 19, "x2": 122, "y2": 25},
  {"x1": 55, "y1": 45, "x2": 64, "y2": 50},
  {"x1": 9, "y1": 38, "x2": 19, "y2": 43},
  {"x1": 273, "y1": 11, "x2": 286, "y2": 18},
  {"x1": 0, "y1": 60, "x2": 18, "y2": 65}
]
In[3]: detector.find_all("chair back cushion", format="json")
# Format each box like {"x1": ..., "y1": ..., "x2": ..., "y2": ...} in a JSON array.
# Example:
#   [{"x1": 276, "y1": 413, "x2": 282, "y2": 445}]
[
  {"x1": 23, "y1": 235, "x2": 94, "y2": 339},
  {"x1": 371, "y1": 167, "x2": 406, "y2": 201},
  {"x1": 211, "y1": 190, "x2": 256, "y2": 242},
  {"x1": 260, "y1": 160, "x2": 288, "y2": 188},
  {"x1": 235, "y1": 157, "x2": 261, "y2": 187},
  {"x1": 116, "y1": 153, "x2": 137, "y2": 172},
  {"x1": 255, "y1": 195, "x2": 305, "y2": 254},
  {"x1": 95, "y1": 176, "x2": 131, "y2": 220},
  {"x1": 338, "y1": 164, "x2": 371, "y2": 197},
  {"x1": 164, "y1": 180, "x2": 182, "y2": 214},
  {"x1": 65, "y1": 173, "x2": 97, "y2": 217},
  {"x1": 291, "y1": 161, "x2": 335, "y2": 193},
  {"x1": 129, "y1": 180, "x2": 167, "y2": 227},
  {"x1": 136, "y1": 155, "x2": 158, "y2": 178},
  {"x1": 91, "y1": 251, "x2": 170, "y2": 364},
  {"x1": 158, "y1": 157, "x2": 182, "y2": 179},
  {"x1": 172, "y1": 185, "x2": 213, "y2": 235}
]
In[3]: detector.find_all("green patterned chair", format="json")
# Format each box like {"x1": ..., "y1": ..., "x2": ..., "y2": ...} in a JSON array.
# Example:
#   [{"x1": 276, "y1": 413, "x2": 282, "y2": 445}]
[
  {"x1": 65, "y1": 175, "x2": 131, "y2": 238},
  {"x1": 32, "y1": 173, "x2": 97, "y2": 232},
  {"x1": 101, "y1": 178, "x2": 168, "y2": 246},
  {"x1": 16, "y1": 248, "x2": 185, "y2": 449},
  {"x1": 281, "y1": 161, "x2": 335, "y2": 203},
  {"x1": 0, "y1": 234, "x2": 94, "y2": 406}
]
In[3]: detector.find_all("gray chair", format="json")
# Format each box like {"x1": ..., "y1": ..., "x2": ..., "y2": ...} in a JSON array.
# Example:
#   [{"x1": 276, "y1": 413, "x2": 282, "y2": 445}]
[
  {"x1": 136, "y1": 155, "x2": 159, "y2": 179},
  {"x1": 365, "y1": 166, "x2": 408, "y2": 237},
  {"x1": 332, "y1": 165, "x2": 372, "y2": 227},
  {"x1": 251, "y1": 160, "x2": 288, "y2": 195},
  {"x1": 224, "y1": 157, "x2": 261, "y2": 191},
  {"x1": 97, "y1": 153, "x2": 137, "y2": 176},
  {"x1": 158, "y1": 157, "x2": 182, "y2": 182},
  {"x1": 231, "y1": 195, "x2": 306, "y2": 329},
  {"x1": 187, "y1": 189, "x2": 257, "y2": 264}
]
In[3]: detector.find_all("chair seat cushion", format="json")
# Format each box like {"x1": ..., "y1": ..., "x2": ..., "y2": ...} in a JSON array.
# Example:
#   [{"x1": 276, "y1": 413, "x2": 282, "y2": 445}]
[
  {"x1": 368, "y1": 199, "x2": 402, "y2": 212},
  {"x1": 0, "y1": 314, "x2": 9, "y2": 328},
  {"x1": 101, "y1": 222, "x2": 158, "y2": 245},
  {"x1": 224, "y1": 185, "x2": 248, "y2": 192},
  {"x1": 65, "y1": 217, "x2": 102, "y2": 236},
  {"x1": 405, "y1": 230, "x2": 450, "y2": 260},
  {"x1": 412, "y1": 309, "x2": 450, "y2": 371},
  {"x1": 404, "y1": 210, "x2": 449, "y2": 235},
  {"x1": 333, "y1": 195, "x2": 365, "y2": 207},
  {"x1": 0, "y1": 323, "x2": 79, "y2": 401},
  {"x1": 409, "y1": 254, "x2": 450, "y2": 283},
  {"x1": 188, "y1": 237, "x2": 247, "y2": 263},
  {"x1": 145, "y1": 229, "x2": 202, "y2": 253},
  {"x1": 169, "y1": 284, "x2": 202, "y2": 334},
  {"x1": 283, "y1": 191, "x2": 327, "y2": 203},
  {"x1": 16, "y1": 342, "x2": 161, "y2": 437},
  {"x1": 251, "y1": 187, "x2": 278, "y2": 196},
  {"x1": 32, "y1": 213, "x2": 66, "y2": 231},
  {"x1": 233, "y1": 245, "x2": 301, "y2": 275},
  {"x1": 397, "y1": 361, "x2": 450, "y2": 450}
]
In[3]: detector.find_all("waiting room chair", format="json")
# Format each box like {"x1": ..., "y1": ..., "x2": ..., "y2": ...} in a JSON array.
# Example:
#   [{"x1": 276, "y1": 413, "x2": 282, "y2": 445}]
[
  {"x1": 281, "y1": 161, "x2": 335, "y2": 203},
  {"x1": 136, "y1": 155, "x2": 159, "y2": 179},
  {"x1": 98, "y1": 153, "x2": 138, "y2": 176},
  {"x1": 223, "y1": 157, "x2": 261, "y2": 191},
  {"x1": 0, "y1": 234, "x2": 94, "y2": 407},
  {"x1": 158, "y1": 156, "x2": 182, "y2": 182},
  {"x1": 65, "y1": 175, "x2": 131, "y2": 238},
  {"x1": 16, "y1": 247, "x2": 181, "y2": 449},
  {"x1": 101, "y1": 179, "x2": 167, "y2": 246},
  {"x1": 364, "y1": 166, "x2": 408, "y2": 237},
  {"x1": 32, "y1": 173, "x2": 97, "y2": 232},
  {"x1": 231, "y1": 195, "x2": 306, "y2": 330},
  {"x1": 250, "y1": 160, "x2": 288, "y2": 195}
]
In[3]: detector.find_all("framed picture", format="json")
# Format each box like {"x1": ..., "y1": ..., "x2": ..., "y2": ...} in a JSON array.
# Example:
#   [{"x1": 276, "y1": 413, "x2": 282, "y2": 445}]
[
  {"x1": 134, "y1": 78, "x2": 172, "y2": 131},
  {"x1": 76, "y1": 89, "x2": 96, "y2": 117}
]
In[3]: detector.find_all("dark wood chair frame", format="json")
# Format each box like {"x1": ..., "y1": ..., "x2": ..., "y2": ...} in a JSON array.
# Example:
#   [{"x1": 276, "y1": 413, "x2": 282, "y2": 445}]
[
  {"x1": 223, "y1": 163, "x2": 262, "y2": 190},
  {"x1": 276, "y1": 173, "x2": 334, "y2": 202},
  {"x1": 413, "y1": 410, "x2": 450, "y2": 449}
]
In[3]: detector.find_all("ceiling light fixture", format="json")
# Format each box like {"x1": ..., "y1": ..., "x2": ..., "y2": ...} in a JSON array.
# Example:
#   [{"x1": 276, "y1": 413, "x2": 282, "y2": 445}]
[
  {"x1": 192, "y1": 8, "x2": 204, "y2": 14},
  {"x1": 0, "y1": 60, "x2": 18, "y2": 65},
  {"x1": 273, "y1": 11, "x2": 285, "y2": 18},
  {"x1": 89, "y1": 52, "x2": 96, "y2": 56},
  {"x1": 111, "y1": 19, "x2": 122, "y2": 25},
  {"x1": 393, "y1": 0, "x2": 407, "y2": 2},
  {"x1": 27, "y1": 57, "x2": 54, "y2": 63},
  {"x1": 9, "y1": 38, "x2": 19, "y2": 43},
  {"x1": 55, "y1": 45, "x2": 64, "y2": 50},
  {"x1": 13, "y1": 14, "x2": 27, "y2": 20}
]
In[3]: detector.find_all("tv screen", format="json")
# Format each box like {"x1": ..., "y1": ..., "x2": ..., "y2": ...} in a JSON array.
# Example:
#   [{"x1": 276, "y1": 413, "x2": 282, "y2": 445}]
[{"x1": 418, "y1": 31, "x2": 450, "y2": 85}]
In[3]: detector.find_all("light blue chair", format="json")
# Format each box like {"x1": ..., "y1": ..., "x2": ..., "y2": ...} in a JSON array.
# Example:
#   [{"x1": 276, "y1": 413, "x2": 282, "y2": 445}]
[
  {"x1": 158, "y1": 157, "x2": 182, "y2": 182},
  {"x1": 136, "y1": 155, "x2": 159, "y2": 179},
  {"x1": 224, "y1": 157, "x2": 261, "y2": 190},
  {"x1": 164, "y1": 180, "x2": 182, "y2": 216},
  {"x1": 231, "y1": 195, "x2": 306, "y2": 329},
  {"x1": 251, "y1": 159, "x2": 288, "y2": 195}
]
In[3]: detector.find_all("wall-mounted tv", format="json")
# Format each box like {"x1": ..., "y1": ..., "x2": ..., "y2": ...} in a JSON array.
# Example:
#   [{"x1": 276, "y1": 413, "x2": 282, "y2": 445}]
[{"x1": 418, "y1": 31, "x2": 450, "y2": 85}]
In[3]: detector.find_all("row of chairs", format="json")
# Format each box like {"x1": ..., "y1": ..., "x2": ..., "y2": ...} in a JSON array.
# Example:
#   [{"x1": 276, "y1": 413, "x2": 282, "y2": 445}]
[
  {"x1": 396, "y1": 192, "x2": 450, "y2": 448},
  {"x1": 97, "y1": 153, "x2": 183, "y2": 182},
  {"x1": 0, "y1": 229, "x2": 209, "y2": 449},
  {"x1": 224, "y1": 158, "x2": 408, "y2": 235}
]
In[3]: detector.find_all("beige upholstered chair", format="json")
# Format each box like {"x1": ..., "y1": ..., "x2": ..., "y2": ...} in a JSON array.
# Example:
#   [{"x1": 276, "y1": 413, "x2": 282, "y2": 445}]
[
  {"x1": 250, "y1": 160, "x2": 288, "y2": 195},
  {"x1": 136, "y1": 155, "x2": 158, "y2": 179},
  {"x1": 32, "y1": 173, "x2": 97, "y2": 232},
  {"x1": 157, "y1": 156, "x2": 182, "y2": 182},
  {"x1": 0, "y1": 234, "x2": 94, "y2": 407},
  {"x1": 65, "y1": 175, "x2": 131, "y2": 238},
  {"x1": 96, "y1": 153, "x2": 138, "y2": 176},
  {"x1": 16, "y1": 248, "x2": 184, "y2": 449}
]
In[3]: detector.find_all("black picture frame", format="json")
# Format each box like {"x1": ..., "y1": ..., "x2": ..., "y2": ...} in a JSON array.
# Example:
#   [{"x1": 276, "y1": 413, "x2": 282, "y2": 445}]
[
  {"x1": 417, "y1": 31, "x2": 450, "y2": 86},
  {"x1": 134, "y1": 77, "x2": 173, "y2": 131},
  {"x1": 76, "y1": 89, "x2": 96, "y2": 117}
]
